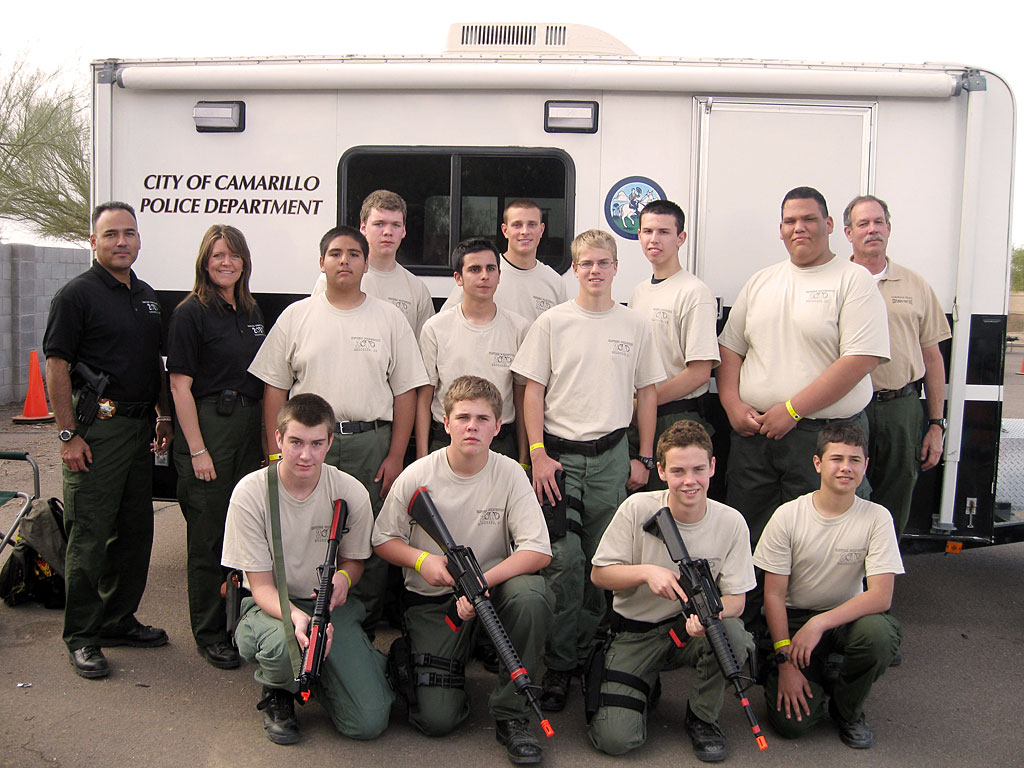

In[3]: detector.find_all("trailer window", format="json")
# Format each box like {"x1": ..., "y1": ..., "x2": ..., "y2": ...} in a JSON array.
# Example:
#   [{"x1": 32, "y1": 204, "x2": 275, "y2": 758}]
[{"x1": 340, "y1": 147, "x2": 574, "y2": 276}]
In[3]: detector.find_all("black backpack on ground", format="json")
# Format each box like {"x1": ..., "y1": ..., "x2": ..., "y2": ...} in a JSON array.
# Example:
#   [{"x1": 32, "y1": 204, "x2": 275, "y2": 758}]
[{"x1": 0, "y1": 498, "x2": 67, "y2": 609}]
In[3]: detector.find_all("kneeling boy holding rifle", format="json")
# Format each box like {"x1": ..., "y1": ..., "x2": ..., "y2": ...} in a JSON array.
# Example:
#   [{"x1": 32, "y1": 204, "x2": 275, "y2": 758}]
[
  {"x1": 222, "y1": 393, "x2": 393, "y2": 745},
  {"x1": 589, "y1": 420, "x2": 757, "y2": 762},
  {"x1": 374, "y1": 376, "x2": 553, "y2": 765}
]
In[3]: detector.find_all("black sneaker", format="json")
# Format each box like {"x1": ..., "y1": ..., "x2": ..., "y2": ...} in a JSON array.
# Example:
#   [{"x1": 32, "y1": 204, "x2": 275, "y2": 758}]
[
  {"x1": 256, "y1": 686, "x2": 300, "y2": 745},
  {"x1": 539, "y1": 668, "x2": 572, "y2": 712},
  {"x1": 829, "y1": 698, "x2": 874, "y2": 749},
  {"x1": 495, "y1": 719, "x2": 543, "y2": 765},
  {"x1": 684, "y1": 703, "x2": 726, "y2": 763}
]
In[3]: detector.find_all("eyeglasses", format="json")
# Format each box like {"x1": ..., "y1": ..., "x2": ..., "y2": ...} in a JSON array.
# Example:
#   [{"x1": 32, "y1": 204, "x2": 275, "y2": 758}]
[{"x1": 576, "y1": 259, "x2": 616, "y2": 271}]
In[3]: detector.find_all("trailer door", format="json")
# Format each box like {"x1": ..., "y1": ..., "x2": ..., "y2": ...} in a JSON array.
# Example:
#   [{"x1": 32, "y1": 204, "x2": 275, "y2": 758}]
[{"x1": 692, "y1": 98, "x2": 876, "y2": 304}]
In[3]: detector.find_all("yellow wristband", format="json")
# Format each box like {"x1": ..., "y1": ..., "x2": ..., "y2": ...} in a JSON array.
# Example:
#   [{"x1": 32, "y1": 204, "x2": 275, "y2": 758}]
[
  {"x1": 414, "y1": 551, "x2": 430, "y2": 573},
  {"x1": 785, "y1": 400, "x2": 802, "y2": 421},
  {"x1": 529, "y1": 442, "x2": 545, "y2": 453},
  {"x1": 773, "y1": 638, "x2": 792, "y2": 651},
  {"x1": 338, "y1": 569, "x2": 352, "y2": 588},
  {"x1": 268, "y1": 453, "x2": 282, "y2": 461}
]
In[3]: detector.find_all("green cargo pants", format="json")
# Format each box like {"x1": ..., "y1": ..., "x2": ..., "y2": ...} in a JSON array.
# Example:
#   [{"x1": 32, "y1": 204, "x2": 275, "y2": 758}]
[
  {"x1": 403, "y1": 574, "x2": 552, "y2": 734},
  {"x1": 865, "y1": 394, "x2": 924, "y2": 537},
  {"x1": 327, "y1": 425, "x2": 391, "y2": 632},
  {"x1": 62, "y1": 413, "x2": 155, "y2": 651},
  {"x1": 588, "y1": 617, "x2": 753, "y2": 755},
  {"x1": 763, "y1": 610, "x2": 902, "y2": 738},
  {"x1": 542, "y1": 437, "x2": 629, "y2": 672},
  {"x1": 235, "y1": 595, "x2": 393, "y2": 740},
  {"x1": 173, "y1": 398, "x2": 262, "y2": 647}
]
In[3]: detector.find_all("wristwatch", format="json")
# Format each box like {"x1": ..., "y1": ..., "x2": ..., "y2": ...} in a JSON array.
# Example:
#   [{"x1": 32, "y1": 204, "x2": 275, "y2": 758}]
[
  {"x1": 927, "y1": 418, "x2": 947, "y2": 433},
  {"x1": 638, "y1": 456, "x2": 656, "y2": 471},
  {"x1": 58, "y1": 429, "x2": 78, "y2": 442}
]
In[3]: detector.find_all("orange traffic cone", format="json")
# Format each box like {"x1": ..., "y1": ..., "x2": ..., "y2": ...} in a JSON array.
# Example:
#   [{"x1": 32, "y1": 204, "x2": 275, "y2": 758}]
[
  {"x1": 1018, "y1": 354, "x2": 1024, "y2": 375},
  {"x1": 12, "y1": 350, "x2": 54, "y2": 423}
]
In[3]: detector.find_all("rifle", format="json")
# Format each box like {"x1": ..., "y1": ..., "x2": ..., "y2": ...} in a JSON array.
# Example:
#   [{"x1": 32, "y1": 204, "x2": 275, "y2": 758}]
[
  {"x1": 642, "y1": 506, "x2": 768, "y2": 751},
  {"x1": 296, "y1": 499, "x2": 348, "y2": 702},
  {"x1": 407, "y1": 487, "x2": 554, "y2": 738}
]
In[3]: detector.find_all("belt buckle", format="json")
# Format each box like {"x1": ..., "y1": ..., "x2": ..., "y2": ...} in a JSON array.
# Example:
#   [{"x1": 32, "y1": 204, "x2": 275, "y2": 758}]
[
  {"x1": 338, "y1": 421, "x2": 358, "y2": 436},
  {"x1": 97, "y1": 398, "x2": 116, "y2": 420}
]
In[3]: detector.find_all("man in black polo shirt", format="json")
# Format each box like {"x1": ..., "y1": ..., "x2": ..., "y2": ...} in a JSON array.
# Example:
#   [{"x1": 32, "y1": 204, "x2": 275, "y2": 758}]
[{"x1": 43, "y1": 201, "x2": 174, "y2": 679}]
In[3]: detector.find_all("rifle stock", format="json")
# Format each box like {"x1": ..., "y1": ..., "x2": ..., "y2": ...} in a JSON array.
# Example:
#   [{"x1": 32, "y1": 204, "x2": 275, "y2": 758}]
[
  {"x1": 408, "y1": 487, "x2": 554, "y2": 738},
  {"x1": 643, "y1": 506, "x2": 767, "y2": 751},
  {"x1": 296, "y1": 498, "x2": 348, "y2": 702}
]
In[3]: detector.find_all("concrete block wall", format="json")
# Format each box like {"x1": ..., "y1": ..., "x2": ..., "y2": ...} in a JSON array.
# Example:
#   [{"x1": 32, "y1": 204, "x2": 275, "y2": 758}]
[{"x1": 0, "y1": 243, "x2": 89, "y2": 405}]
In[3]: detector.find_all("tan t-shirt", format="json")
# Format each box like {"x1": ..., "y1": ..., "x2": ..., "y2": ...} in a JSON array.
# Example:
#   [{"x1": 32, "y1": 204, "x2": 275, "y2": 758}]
[
  {"x1": 221, "y1": 465, "x2": 374, "y2": 599},
  {"x1": 372, "y1": 449, "x2": 551, "y2": 596},
  {"x1": 313, "y1": 264, "x2": 434, "y2": 338},
  {"x1": 440, "y1": 255, "x2": 569, "y2": 323},
  {"x1": 419, "y1": 305, "x2": 529, "y2": 424},
  {"x1": 866, "y1": 259, "x2": 951, "y2": 391},
  {"x1": 718, "y1": 255, "x2": 890, "y2": 418},
  {"x1": 629, "y1": 269, "x2": 721, "y2": 399},
  {"x1": 593, "y1": 492, "x2": 755, "y2": 623},
  {"x1": 511, "y1": 301, "x2": 666, "y2": 440},
  {"x1": 753, "y1": 492, "x2": 904, "y2": 612},
  {"x1": 248, "y1": 294, "x2": 428, "y2": 422}
]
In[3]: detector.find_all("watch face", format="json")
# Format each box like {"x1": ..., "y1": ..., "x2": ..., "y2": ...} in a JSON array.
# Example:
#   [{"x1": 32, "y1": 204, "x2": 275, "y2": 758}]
[{"x1": 59, "y1": 429, "x2": 73, "y2": 442}]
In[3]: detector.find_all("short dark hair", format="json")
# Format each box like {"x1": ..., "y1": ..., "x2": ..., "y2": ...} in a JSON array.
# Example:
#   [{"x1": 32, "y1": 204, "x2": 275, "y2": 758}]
[
  {"x1": 452, "y1": 237, "x2": 500, "y2": 273},
  {"x1": 91, "y1": 201, "x2": 137, "y2": 228},
  {"x1": 503, "y1": 198, "x2": 542, "y2": 222},
  {"x1": 657, "y1": 419, "x2": 713, "y2": 465},
  {"x1": 781, "y1": 187, "x2": 829, "y2": 219},
  {"x1": 815, "y1": 421, "x2": 868, "y2": 458},
  {"x1": 639, "y1": 199, "x2": 686, "y2": 234},
  {"x1": 843, "y1": 195, "x2": 891, "y2": 228},
  {"x1": 319, "y1": 225, "x2": 368, "y2": 259},
  {"x1": 277, "y1": 393, "x2": 336, "y2": 435}
]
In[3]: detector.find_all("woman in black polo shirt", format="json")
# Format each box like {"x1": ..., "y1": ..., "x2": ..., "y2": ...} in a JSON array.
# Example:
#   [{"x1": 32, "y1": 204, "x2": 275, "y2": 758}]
[{"x1": 167, "y1": 225, "x2": 266, "y2": 670}]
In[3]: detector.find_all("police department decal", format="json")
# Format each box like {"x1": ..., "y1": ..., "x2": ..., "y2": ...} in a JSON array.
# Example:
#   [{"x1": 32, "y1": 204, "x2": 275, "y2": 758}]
[{"x1": 604, "y1": 177, "x2": 666, "y2": 240}]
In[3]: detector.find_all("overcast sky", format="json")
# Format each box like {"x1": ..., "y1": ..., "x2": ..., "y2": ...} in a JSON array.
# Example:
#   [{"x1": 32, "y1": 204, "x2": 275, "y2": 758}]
[{"x1": 2, "y1": 0, "x2": 1020, "y2": 245}]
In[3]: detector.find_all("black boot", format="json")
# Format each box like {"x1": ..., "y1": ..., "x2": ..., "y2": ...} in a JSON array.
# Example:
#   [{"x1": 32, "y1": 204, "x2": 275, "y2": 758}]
[
  {"x1": 256, "y1": 686, "x2": 300, "y2": 745},
  {"x1": 684, "y1": 702, "x2": 726, "y2": 763},
  {"x1": 495, "y1": 719, "x2": 543, "y2": 765}
]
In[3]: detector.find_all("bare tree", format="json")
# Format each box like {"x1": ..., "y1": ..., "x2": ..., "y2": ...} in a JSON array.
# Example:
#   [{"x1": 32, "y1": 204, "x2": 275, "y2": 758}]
[{"x1": 0, "y1": 60, "x2": 89, "y2": 243}]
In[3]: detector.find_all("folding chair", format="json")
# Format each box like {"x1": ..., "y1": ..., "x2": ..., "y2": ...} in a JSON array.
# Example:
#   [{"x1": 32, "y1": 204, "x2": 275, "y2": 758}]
[{"x1": 0, "y1": 451, "x2": 42, "y2": 553}]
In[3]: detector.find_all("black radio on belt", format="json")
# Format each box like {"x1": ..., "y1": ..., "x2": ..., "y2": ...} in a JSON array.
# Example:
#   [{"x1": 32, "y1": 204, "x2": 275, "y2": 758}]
[
  {"x1": 216, "y1": 389, "x2": 239, "y2": 416},
  {"x1": 71, "y1": 362, "x2": 111, "y2": 427}
]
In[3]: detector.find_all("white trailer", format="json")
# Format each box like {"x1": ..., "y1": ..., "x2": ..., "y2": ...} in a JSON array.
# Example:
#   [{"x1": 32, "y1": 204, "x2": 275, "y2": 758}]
[{"x1": 91, "y1": 23, "x2": 1017, "y2": 544}]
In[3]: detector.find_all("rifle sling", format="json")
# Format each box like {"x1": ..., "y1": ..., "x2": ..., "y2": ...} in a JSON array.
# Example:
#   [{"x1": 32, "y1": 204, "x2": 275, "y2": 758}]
[{"x1": 268, "y1": 462, "x2": 302, "y2": 679}]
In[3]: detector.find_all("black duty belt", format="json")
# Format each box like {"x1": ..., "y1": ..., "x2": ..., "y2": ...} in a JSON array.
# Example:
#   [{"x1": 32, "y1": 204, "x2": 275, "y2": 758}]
[
  {"x1": 793, "y1": 412, "x2": 863, "y2": 433},
  {"x1": 401, "y1": 589, "x2": 453, "y2": 608},
  {"x1": 544, "y1": 428, "x2": 626, "y2": 458},
  {"x1": 872, "y1": 382, "x2": 921, "y2": 402},
  {"x1": 657, "y1": 397, "x2": 701, "y2": 418},
  {"x1": 430, "y1": 420, "x2": 512, "y2": 443},
  {"x1": 610, "y1": 611, "x2": 678, "y2": 635},
  {"x1": 107, "y1": 400, "x2": 152, "y2": 420},
  {"x1": 200, "y1": 392, "x2": 259, "y2": 407},
  {"x1": 335, "y1": 419, "x2": 390, "y2": 435}
]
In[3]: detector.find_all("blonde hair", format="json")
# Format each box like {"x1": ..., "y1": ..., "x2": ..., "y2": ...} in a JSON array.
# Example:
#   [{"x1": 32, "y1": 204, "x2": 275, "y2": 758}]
[
  {"x1": 360, "y1": 190, "x2": 407, "y2": 224},
  {"x1": 571, "y1": 229, "x2": 617, "y2": 265},
  {"x1": 442, "y1": 376, "x2": 503, "y2": 420}
]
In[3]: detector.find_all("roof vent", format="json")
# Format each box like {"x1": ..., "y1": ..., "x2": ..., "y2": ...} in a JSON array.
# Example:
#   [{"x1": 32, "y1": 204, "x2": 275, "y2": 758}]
[{"x1": 446, "y1": 23, "x2": 634, "y2": 55}]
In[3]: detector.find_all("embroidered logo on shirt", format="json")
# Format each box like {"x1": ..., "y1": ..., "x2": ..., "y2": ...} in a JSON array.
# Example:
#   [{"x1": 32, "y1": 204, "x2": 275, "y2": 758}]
[
  {"x1": 352, "y1": 336, "x2": 381, "y2": 352},
  {"x1": 477, "y1": 507, "x2": 503, "y2": 525},
  {"x1": 652, "y1": 308, "x2": 671, "y2": 324},
  {"x1": 388, "y1": 297, "x2": 411, "y2": 313},
  {"x1": 804, "y1": 290, "x2": 835, "y2": 304},
  {"x1": 312, "y1": 525, "x2": 330, "y2": 543},
  {"x1": 890, "y1": 295, "x2": 914, "y2": 306},
  {"x1": 835, "y1": 548, "x2": 867, "y2": 564},
  {"x1": 141, "y1": 300, "x2": 161, "y2": 314},
  {"x1": 534, "y1": 297, "x2": 554, "y2": 312},
  {"x1": 609, "y1": 339, "x2": 634, "y2": 357},
  {"x1": 489, "y1": 352, "x2": 514, "y2": 368},
  {"x1": 248, "y1": 323, "x2": 266, "y2": 336}
]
